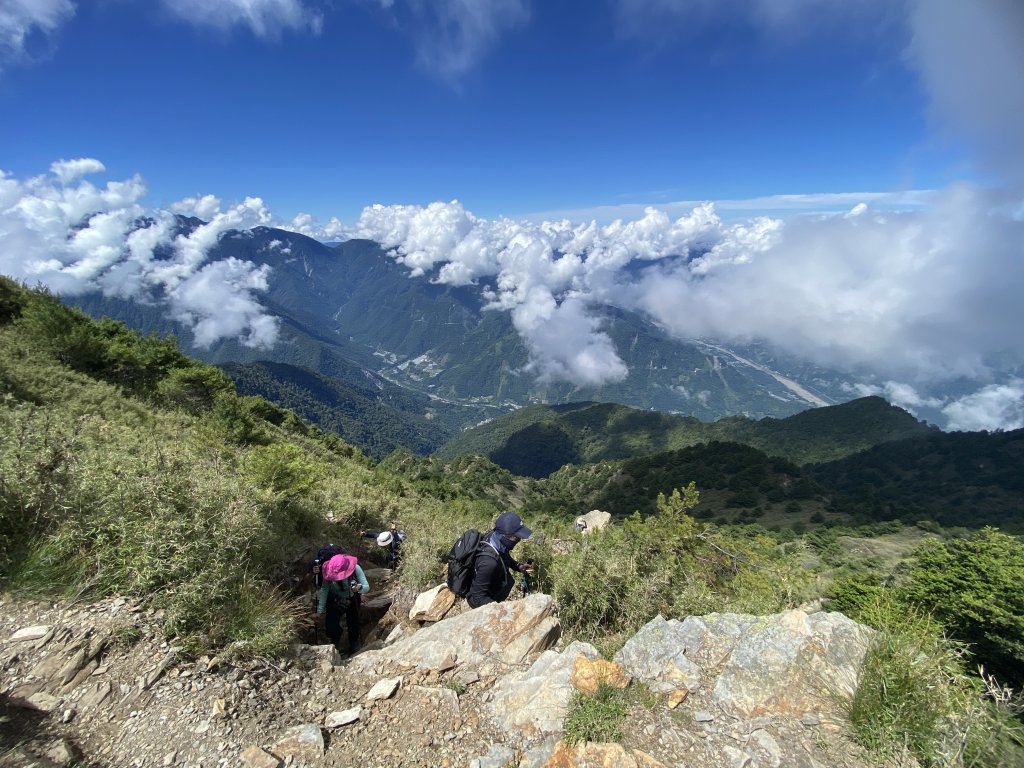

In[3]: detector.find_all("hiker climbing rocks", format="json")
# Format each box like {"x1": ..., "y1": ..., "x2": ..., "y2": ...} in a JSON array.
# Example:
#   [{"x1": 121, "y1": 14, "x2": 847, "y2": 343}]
[
  {"x1": 361, "y1": 522, "x2": 407, "y2": 565},
  {"x1": 316, "y1": 553, "x2": 370, "y2": 654},
  {"x1": 467, "y1": 512, "x2": 535, "y2": 609}
]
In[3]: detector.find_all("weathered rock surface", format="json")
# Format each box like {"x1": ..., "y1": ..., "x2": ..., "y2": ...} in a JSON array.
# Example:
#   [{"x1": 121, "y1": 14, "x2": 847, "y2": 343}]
[
  {"x1": 350, "y1": 592, "x2": 561, "y2": 675},
  {"x1": 1, "y1": 590, "x2": 888, "y2": 768},
  {"x1": 408, "y1": 583, "x2": 457, "y2": 622}
]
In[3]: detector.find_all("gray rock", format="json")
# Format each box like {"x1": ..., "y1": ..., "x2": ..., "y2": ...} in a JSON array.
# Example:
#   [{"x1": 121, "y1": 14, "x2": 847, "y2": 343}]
[
  {"x1": 364, "y1": 676, "x2": 402, "y2": 702},
  {"x1": 472, "y1": 743, "x2": 518, "y2": 768},
  {"x1": 325, "y1": 707, "x2": 361, "y2": 728},
  {"x1": 408, "y1": 584, "x2": 456, "y2": 622},
  {"x1": 614, "y1": 614, "x2": 703, "y2": 693},
  {"x1": 712, "y1": 610, "x2": 872, "y2": 719},
  {"x1": 486, "y1": 640, "x2": 600, "y2": 740},
  {"x1": 272, "y1": 723, "x2": 324, "y2": 763},
  {"x1": 8, "y1": 625, "x2": 51, "y2": 642},
  {"x1": 348, "y1": 593, "x2": 560, "y2": 674}
]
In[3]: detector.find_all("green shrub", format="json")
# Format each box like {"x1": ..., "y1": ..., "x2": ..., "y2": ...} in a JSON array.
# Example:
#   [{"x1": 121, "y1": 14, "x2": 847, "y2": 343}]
[
  {"x1": 903, "y1": 528, "x2": 1024, "y2": 687},
  {"x1": 851, "y1": 599, "x2": 1024, "y2": 767}
]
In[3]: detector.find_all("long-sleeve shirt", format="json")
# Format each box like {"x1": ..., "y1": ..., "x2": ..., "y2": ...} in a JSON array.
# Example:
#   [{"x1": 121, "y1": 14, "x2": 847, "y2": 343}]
[
  {"x1": 467, "y1": 535, "x2": 524, "y2": 608},
  {"x1": 317, "y1": 565, "x2": 370, "y2": 614}
]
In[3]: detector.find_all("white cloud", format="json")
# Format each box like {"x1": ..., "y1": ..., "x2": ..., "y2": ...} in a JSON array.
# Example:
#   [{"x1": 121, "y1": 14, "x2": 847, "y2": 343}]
[
  {"x1": 942, "y1": 380, "x2": 1024, "y2": 432},
  {"x1": 160, "y1": 0, "x2": 323, "y2": 37},
  {"x1": 385, "y1": 0, "x2": 529, "y2": 82},
  {"x1": 0, "y1": 162, "x2": 279, "y2": 349},
  {"x1": 906, "y1": 0, "x2": 1024, "y2": 188},
  {"x1": 49, "y1": 157, "x2": 105, "y2": 184},
  {"x1": 844, "y1": 381, "x2": 944, "y2": 414},
  {"x1": 171, "y1": 194, "x2": 222, "y2": 220},
  {"x1": 512, "y1": 291, "x2": 628, "y2": 386},
  {"x1": 352, "y1": 180, "x2": 1024, "y2": 394},
  {"x1": 285, "y1": 212, "x2": 349, "y2": 241},
  {"x1": 0, "y1": 0, "x2": 74, "y2": 73}
]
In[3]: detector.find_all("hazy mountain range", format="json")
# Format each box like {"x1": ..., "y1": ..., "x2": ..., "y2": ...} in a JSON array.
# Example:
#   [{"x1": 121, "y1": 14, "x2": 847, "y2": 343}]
[{"x1": 70, "y1": 222, "x2": 870, "y2": 454}]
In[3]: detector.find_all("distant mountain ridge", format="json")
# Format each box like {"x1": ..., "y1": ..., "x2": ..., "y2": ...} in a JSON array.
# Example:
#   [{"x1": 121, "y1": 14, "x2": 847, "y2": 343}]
[
  {"x1": 434, "y1": 396, "x2": 938, "y2": 476},
  {"x1": 67, "y1": 223, "x2": 861, "y2": 455}
]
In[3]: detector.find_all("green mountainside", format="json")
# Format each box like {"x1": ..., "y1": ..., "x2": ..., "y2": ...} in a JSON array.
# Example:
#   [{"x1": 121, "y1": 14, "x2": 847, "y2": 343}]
[
  {"x1": 435, "y1": 396, "x2": 938, "y2": 476},
  {"x1": 67, "y1": 224, "x2": 855, "y2": 451},
  {"x1": 221, "y1": 360, "x2": 461, "y2": 459}
]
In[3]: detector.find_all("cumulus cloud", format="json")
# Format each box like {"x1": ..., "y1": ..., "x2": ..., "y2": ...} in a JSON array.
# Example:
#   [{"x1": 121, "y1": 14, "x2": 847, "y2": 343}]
[
  {"x1": 942, "y1": 380, "x2": 1024, "y2": 432},
  {"x1": 0, "y1": 161, "x2": 279, "y2": 349},
  {"x1": 161, "y1": 0, "x2": 323, "y2": 37},
  {"x1": 513, "y1": 292, "x2": 628, "y2": 386},
  {"x1": 0, "y1": 0, "x2": 74, "y2": 73},
  {"x1": 286, "y1": 212, "x2": 349, "y2": 242}
]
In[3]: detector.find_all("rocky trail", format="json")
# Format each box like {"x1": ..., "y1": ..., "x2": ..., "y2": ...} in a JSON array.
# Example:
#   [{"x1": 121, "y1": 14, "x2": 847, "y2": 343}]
[{"x1": 1, "y1": 567, "x2": 905, "y2": 768}]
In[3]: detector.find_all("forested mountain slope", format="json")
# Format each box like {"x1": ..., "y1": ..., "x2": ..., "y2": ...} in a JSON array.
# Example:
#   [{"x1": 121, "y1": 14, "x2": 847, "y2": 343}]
[{"x1": 435, "y1": 396, "x2": 937, "y2": 475}]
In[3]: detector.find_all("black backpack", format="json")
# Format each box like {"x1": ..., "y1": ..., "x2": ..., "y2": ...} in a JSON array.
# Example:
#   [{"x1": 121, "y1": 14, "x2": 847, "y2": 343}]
[
  {"x1": 446, "y1": 529, "x2": 486, "y2": 597},
  {"x1": 310, "y1": 544, "x2": 345, "y2": 590}
]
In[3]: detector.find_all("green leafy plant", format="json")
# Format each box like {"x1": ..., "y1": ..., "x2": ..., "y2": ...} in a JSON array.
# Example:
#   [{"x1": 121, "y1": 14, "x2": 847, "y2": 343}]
[{"x1": 563, "y1": 683, "x2": 628, "y2": 745}]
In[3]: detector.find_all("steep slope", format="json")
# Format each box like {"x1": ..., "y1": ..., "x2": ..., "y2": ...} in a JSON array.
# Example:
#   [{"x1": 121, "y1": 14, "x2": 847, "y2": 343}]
[
  {"x1": 221, "y1": 360, "x2": 458, "y2": 459},
  {"x1": 810, "y1": 426, "x2": 1024, "y2": 531}
]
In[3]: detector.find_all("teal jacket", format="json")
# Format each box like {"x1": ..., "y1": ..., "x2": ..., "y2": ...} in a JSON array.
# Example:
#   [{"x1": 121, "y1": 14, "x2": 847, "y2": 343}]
[{"x1": 317, "y1": 565, "x2": 370, "y2": 614}]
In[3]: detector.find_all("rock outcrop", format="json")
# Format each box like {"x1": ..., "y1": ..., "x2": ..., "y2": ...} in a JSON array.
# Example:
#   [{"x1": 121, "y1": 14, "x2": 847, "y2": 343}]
[{"x1": 2, "y1": 590, "x2": 886, "y2": 768}]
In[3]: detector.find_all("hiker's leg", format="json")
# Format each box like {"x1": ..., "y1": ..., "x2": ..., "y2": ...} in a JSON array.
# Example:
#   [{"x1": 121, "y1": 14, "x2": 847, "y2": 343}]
[
  {"x1": 324, "y1": 603, "x2": 342, "y2": 647},
  {"x1": 345, "y1": 599, "x2": 361, "y2": 653}
]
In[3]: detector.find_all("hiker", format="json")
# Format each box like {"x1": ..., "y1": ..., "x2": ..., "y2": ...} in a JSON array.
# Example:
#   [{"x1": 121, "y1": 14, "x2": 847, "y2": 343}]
[
  {"x1": 361, "y1": 523, "x2": 406, "y2": 565},
  {"x1": 467, "y1": 512, "x2": 535, "y2": 609},
  {"x1": 316, "y1": 553, "x2": 370, "y2": 654}
]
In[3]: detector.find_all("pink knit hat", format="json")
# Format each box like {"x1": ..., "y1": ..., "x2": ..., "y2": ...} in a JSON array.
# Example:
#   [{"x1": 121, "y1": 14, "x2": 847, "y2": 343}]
[{"x1": 322, "y1": 554, "x2": 357, "y2": 581}]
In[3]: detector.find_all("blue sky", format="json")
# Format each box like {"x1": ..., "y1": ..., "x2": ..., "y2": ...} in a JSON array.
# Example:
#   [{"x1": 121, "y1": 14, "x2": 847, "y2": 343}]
[
  {"x1": 1, "y1": 1, "x2": 1023, "y2": 431},
  {"x1": 0, "y1": 0, "x2": 972, "y2": 223}
]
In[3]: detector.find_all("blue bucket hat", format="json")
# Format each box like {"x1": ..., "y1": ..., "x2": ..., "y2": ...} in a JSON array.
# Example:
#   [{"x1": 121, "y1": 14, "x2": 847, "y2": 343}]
[{"x1": 495, "y1": 512, "x2": 532, "y2": 539}]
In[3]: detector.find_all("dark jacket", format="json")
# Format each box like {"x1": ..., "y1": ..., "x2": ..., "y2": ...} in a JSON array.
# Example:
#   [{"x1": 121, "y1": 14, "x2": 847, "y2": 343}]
[{"x1": 467, "y1": 534, "x2": 524, "y2": 608}]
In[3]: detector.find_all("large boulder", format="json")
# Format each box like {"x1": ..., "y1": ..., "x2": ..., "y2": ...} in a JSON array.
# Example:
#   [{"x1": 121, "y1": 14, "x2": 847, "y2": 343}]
[
  {"x1": 348, "y1": 593, "x2": 560, "y2": 676},
  {"x1": 616, "y1": 610, "x2": 872, "y2": 720},
  {"x1": 712, "y1": 609, "x2": 873, "y2": 718}
]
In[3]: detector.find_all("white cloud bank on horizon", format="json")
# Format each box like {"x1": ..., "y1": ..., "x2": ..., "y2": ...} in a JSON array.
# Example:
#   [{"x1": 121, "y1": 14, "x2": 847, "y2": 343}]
[
  {"x1": 348, "y1": 189, "x2": 1024, "y2": 428},
  {"x1": 1, "y1": 159, "x2": 1021, "y2": 431},
  {"x1": 0, "y1": 160, "x2": 280, "y2": 348}
]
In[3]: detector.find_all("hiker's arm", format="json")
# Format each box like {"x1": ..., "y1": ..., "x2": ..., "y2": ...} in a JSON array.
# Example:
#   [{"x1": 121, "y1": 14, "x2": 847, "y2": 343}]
[
  {"x1": 352, "y1": 565, "x2": 370, "y2": 594},
  {"x1": 361, "y1": 530, "x2": 381, "y2": 540}
]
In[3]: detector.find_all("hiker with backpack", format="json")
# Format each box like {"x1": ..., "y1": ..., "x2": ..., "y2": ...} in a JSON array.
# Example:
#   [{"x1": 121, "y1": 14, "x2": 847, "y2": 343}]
[
  {"x1": 466, "y1": 512, "x2": 535, "y2": 609},
  {"x1": 361, "y1": 523, "x2": 407, "y2": 565},
  {"x1": 315, "y1": 553, "x2": 370, "y2": 655}
]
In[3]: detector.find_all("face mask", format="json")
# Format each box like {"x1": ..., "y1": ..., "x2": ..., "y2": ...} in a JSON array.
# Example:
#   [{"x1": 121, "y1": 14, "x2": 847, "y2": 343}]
[{"x1": 500, "y1": 534, "x2": 519, "y2": 550}]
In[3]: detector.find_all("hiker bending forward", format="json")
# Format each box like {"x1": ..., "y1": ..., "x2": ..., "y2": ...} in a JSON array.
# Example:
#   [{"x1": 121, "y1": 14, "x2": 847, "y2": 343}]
[
  {"x1": 468, "y1": 512, "x2": 535, "y2": 609},
  {"x1": 317, "y1": 554, "x2": 370, "y2": 654}
]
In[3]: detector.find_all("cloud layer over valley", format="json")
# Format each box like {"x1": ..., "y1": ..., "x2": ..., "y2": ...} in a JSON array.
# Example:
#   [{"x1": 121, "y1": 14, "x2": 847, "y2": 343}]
[{"x1": 2, "y1": 158, "x2": 1022, "y2": 431}]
